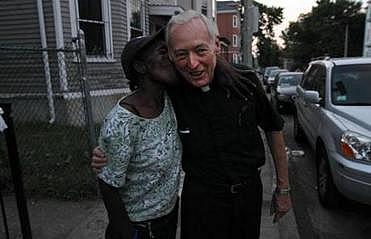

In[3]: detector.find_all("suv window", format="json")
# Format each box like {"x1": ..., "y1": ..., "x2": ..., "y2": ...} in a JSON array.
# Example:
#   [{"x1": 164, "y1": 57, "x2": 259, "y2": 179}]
[
  {"x1": 312, "y1": 65, "x2": 326, "y2": 99},
  {"x1": 331, "y1": 64, "x2": 371, "y2": 105},
  {"x1": 301, "y1": 64, "x2": 319, "y2": 90}
]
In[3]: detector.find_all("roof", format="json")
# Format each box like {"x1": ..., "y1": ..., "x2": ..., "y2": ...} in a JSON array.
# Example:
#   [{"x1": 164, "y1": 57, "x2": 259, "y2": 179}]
[{"x1": 217, "y1": 1, "x2": 239, "y2": 12}]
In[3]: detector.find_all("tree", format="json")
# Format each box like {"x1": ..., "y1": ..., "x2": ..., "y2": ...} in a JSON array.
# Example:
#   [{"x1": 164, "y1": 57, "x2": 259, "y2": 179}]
[
  {"x1": 282, "y1": 0, "x2": 365, "y2": 70},
  {"x1": 253, "y1": 2, "x2": 284, "y2": 67}
]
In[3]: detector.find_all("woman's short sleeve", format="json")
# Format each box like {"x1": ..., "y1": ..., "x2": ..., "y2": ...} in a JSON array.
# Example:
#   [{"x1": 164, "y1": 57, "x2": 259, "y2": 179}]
[{"x1": 98, "y1": 109, "x2": 139, "y2": 188}]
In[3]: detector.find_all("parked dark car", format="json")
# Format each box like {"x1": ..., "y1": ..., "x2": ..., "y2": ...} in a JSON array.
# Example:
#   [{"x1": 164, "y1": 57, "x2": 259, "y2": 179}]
[
  {"x1": 271, "y1": 72, "x2": 303, "y2": 112},
  {"x1": 266, "y1": 69, "x2": 288, "y2": 93},
  {"x1": 263, "y1": 66, "x2": 279, "y2": 85}
]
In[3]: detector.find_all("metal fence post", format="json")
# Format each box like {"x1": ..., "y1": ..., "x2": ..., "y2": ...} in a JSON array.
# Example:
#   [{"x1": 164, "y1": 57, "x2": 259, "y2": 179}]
[
  {"x1": 0, "y1": 188, "x2": 10, "y2": 239},
  {"x1": 76, "y1": 30, "x2": 97, "y2": 151},
  {"x1": 0, "y1": 103, "x2": 32, "y2": 239}
]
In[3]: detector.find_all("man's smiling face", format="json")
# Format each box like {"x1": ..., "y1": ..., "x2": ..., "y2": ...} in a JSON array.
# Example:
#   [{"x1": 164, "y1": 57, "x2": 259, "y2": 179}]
[{"x1": 168, "y1": 18, "x2": 219, "y2": 88}]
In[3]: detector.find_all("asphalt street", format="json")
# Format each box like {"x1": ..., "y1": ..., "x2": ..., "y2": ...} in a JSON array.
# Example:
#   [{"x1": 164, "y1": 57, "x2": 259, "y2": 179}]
[{"x1": 281, "y1": 113, "x2": 371, "y2": 239}]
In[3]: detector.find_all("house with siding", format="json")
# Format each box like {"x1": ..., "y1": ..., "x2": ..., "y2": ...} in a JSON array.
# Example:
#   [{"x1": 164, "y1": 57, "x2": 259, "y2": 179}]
[
  {"x1": 0, "y1": 0, "x2": 216, "y2": 124},
  {"x1": 0, "y1": 0, "x2": 150, "y2": 124}
]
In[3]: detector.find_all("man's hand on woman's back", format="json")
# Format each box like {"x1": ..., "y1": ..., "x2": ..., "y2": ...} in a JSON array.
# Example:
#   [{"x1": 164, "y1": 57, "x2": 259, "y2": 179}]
[{"x1": 91, "y1": 146, "x2": 107, "y2": 173}]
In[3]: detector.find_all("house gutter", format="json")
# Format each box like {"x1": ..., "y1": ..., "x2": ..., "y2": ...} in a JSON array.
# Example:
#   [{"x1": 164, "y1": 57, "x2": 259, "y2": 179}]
[
  {"x1": 37, "y1": 0, "x2": 56, "y2": 124},
  {"x1": 52, "y1": 0, "x2": 68, "y2": 92}
]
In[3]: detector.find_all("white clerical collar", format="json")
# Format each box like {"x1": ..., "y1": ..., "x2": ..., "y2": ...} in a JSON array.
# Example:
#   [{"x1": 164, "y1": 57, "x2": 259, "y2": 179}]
[{"x1": 200, "y1": 85, "x2": 210, "y2": 92}]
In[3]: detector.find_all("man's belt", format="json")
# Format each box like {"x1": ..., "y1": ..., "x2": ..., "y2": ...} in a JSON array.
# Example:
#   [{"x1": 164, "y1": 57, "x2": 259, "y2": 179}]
[{"x1": 186, "y1": 169, "x2": 261, "y2": 194}]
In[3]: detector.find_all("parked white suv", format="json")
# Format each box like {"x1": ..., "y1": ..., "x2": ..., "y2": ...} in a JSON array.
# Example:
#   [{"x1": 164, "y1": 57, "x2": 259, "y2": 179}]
[{"x1": 294, "y1": 57, "x2": 371, "y2": 208}]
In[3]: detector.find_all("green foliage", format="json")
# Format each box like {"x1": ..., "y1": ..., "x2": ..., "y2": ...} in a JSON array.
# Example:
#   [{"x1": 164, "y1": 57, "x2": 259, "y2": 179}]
[
  {"x1": 256, "y1": 37, "x2": 282, "y2": 66},
  {"x1": 253, "y1": 1, "x2": 284, "y2": 67},
  {"x1": 282, "y1": 0, "x2": 366, "y2": 70},
  {"x1": 0, "y1": 123, "x2": 98, "y2": 201}
]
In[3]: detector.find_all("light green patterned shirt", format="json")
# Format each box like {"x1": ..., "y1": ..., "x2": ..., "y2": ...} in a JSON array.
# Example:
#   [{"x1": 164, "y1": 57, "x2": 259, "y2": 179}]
[{"x1": 98, "y1": 94, "x2": 182, "y2": 222}]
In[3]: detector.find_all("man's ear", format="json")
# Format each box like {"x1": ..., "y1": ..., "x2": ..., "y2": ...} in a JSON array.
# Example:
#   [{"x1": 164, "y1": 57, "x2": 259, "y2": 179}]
[
  {"x1": 168, "y1": 49, "x2": 175, "y2": 63},
  {"x1": 168, "y1": 55, "x2": 174, "y2": 63},
  {"x1": 215, "y1": 35, "x2": 221, "y2": 54},
  {"x1": 133, "y1": 60, "x2": 147, "y2": 74}
]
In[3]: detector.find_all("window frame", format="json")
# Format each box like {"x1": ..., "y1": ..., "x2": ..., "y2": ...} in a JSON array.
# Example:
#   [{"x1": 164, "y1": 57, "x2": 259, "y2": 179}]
[
  {"x1": 233, "y1": 53, "x2": 238, "y2": 64},
  {"x1": 70, "y1": 0, "x2": 114, "y2": 62},
  {"x1": 232, "y1": 34, "x2": 238, "y2": 47},
  {"x1": 127, "y1": 0, "x2": 146, "y2": 40},
  {"x1": 233, "y1": 15, "x2": 238, "y2": 28}
]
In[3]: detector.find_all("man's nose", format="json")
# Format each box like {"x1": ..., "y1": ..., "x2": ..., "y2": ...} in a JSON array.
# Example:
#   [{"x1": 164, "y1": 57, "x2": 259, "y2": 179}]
[{"x1": 187, "y1": 52, "x2": 200, "y2": 69}]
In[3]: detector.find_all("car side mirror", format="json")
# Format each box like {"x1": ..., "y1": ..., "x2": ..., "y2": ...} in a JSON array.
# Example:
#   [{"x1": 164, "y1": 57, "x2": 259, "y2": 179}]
[{"x1": 304, "y1": 90, "x2": 321, "y2": 104}]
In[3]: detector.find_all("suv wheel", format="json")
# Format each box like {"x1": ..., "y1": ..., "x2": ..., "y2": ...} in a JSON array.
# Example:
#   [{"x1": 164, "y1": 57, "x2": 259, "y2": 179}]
[
  {"x1": 316, "y1": 146, "x2": 341, "y2": 208},
  {"x1": 293, "y1": 114, "x2": 305, "y2": 142}
]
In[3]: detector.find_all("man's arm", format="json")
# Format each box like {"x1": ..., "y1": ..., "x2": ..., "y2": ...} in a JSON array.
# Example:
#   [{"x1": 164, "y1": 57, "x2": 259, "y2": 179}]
[
  {"x1": 266, "y1": 130, "x2": 292, "y2": 222},
  {"x1": 267, "y1": 131, "x2": 289, "y2": 188}
]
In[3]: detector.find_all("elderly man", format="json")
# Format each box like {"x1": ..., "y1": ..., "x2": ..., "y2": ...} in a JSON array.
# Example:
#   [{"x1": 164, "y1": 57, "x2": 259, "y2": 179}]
[{"x1": 165, "y1": 10, "x2": 291, "y2": 239}]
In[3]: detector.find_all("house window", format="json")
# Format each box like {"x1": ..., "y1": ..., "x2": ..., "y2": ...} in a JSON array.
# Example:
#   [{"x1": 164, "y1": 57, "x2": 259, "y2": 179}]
[
  {"x1": 129, "y1": 0, "x2": 145, "y2": 39},
  {"x1": 202, "y1": 1, "x2": 208, "y2": 16},
  {"x1": 233, "y1": 15, "x2": 238, "y2": 28},
  {"x1": 232, "y1": 34, "x2": 238, "y2": 47},
  {"x1": 77, "y1": 0, "x2": 113, "y2": 57},
  {"x1": 71, "y1": 0, "x2": 113, "y2": 59},
  {"x1": 233, "y1": 53, "x2": 238, "y2": 64}
]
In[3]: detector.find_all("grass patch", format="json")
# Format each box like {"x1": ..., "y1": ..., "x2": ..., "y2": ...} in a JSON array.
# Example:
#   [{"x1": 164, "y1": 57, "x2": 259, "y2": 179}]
[{"x1": 0, "y1": 122, "x2": 99, "y2": 201}]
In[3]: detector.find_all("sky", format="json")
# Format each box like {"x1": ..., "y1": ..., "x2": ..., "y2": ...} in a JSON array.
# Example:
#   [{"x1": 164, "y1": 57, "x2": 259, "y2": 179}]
[
  {"x1": 256, "y1": 0, "x2": 316, "y2": 44},
  {"x1": 257, "y1": 0, "x2": 368, "y2": 45},
  {"x1": 218, "y1": 0, "x2": 369, "y2": 46}
]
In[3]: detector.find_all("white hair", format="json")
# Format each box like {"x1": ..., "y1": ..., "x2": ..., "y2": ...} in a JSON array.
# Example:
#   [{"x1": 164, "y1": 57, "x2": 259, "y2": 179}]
[{"x1": 166, "y1": 10, "x2": 219, "y2": 48}]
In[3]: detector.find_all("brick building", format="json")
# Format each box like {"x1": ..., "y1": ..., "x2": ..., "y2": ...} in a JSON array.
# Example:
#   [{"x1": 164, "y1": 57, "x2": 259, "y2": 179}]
[{"x1": 216, "y1": 1, "x2": 241, "y2": 64}]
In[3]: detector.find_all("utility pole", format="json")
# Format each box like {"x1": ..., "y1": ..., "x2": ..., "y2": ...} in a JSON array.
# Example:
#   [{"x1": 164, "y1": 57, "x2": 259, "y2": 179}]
[
  {"x1": 344, "y1": 23, "x2": 349, "y2": 57},
  {"x1": 241, "y1": 0, "x2": 253, "y2": 67}
]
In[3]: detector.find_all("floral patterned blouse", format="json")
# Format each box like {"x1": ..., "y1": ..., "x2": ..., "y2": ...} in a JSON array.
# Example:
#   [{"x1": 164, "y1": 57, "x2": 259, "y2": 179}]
[{"x1": 98, "y1": 93, "x2": 182, "y2": 222}]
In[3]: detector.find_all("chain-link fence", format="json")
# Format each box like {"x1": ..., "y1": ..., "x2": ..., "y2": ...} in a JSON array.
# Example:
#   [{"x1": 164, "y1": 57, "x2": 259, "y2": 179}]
[
  {"x1": 0, "y1": 41, "x2": 101, "y2": 197},
  {"x1": 0, "y1": 37, "x2": 131, "y2": 194},
  {"x1": 0, "y1": 28, "x2": 131, "y2": 236}
]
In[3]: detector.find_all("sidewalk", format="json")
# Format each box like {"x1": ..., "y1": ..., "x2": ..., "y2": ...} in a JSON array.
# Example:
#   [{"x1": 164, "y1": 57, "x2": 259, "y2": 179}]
[
  {"x1": 1, "y1": 153, "x2": 299, "y2": 239},
  {"x1": 263, "y1": 147, "x2": 300, "y2": 239}
]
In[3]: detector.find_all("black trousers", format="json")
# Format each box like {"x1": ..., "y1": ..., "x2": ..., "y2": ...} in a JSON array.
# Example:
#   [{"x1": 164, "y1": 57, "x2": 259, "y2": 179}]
[
  {"x1": 131, "y1": 199, "x2": 179, "y2": 239},
  {"x1": 99, "y1": 178, "x2": 179, "y2": 239},
  {"x1": 180, "y1": 174, "x2": 263, "y2": 239},
  {"x1": 99, "y1": 179, "x2": 134, "y2": 239}
]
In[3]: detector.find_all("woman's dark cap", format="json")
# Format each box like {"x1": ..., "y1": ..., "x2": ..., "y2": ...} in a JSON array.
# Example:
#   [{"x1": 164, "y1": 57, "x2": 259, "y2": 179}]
[{"x1": 121, "y1": 28, "x2": 165, "y2": 81}]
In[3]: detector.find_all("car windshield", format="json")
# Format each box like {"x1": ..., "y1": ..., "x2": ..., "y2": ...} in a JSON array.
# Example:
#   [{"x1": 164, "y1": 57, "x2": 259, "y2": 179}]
[
  {"x1": 269, "y1": 70, "x2": 286, "y2": 78},
  {"x1": 278, "y1": 75, "x2": 302, "y2": 87},
  {"x1": 264, "y1": 67, "x2": 279, "y2": 77},
  {"x1": 331, "y1": 64, "x2": 371, "y2": 105}
]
